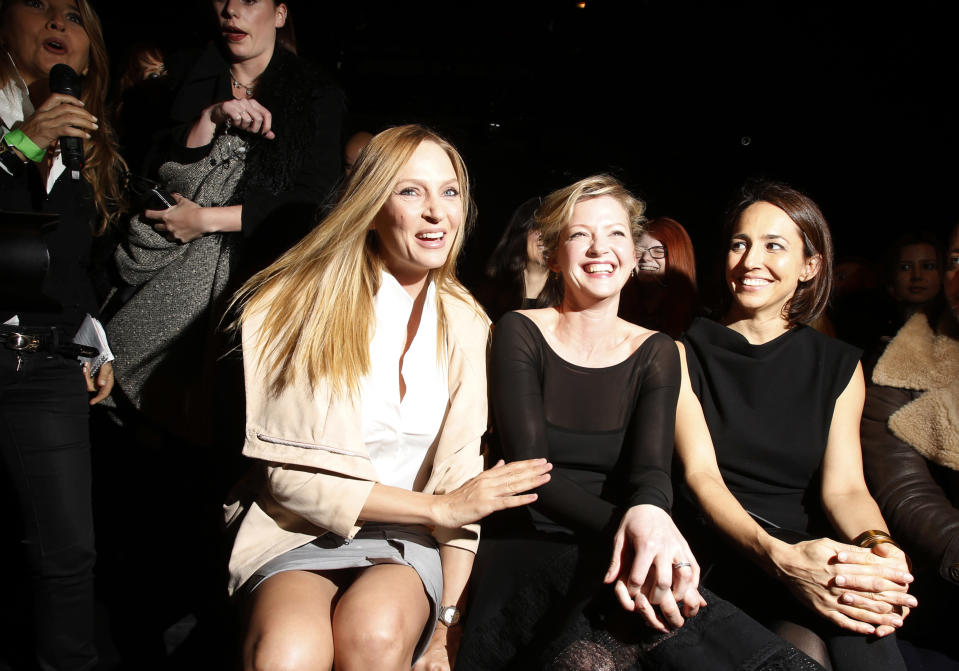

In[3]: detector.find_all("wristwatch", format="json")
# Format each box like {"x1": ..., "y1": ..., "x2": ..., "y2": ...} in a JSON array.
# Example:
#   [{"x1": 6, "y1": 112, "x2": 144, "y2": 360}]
[
  {"x1": 437, "y1": 605, "x2": 461, "y2": 626},
  {"x1": 0, "y1": 137, "x2": 25, "y2": 176}
]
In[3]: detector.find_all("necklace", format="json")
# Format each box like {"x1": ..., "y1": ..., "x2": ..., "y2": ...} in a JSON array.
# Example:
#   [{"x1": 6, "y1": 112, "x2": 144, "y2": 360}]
[{"x1": 229, "y1": 69, "x2": 256, "y2": 97}]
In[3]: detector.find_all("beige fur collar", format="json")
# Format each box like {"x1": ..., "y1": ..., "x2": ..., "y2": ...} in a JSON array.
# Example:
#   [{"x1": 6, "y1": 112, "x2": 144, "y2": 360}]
[{"x1": 872, "y1": 314, "x2": 959, "y2": 471}]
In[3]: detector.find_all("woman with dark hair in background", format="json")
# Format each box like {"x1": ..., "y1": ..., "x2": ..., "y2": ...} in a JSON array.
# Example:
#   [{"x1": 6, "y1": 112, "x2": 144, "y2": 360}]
[
  {"x1": 862, "y1": 222, "x2": 959, "y2": 669},
  {"x1": 619, "y1": 216, "x2": 699, "y2": 338},
  {"x1": 847, "y1": 232, "x2": 945, "y2": 380},
  {"x1": 675, "y1": 181, "x2": 915, "y2": 670},
  {"x1": 883, "y1": 231, "x2": 943, "y2": 327},
  {"x1": 110, "y1": 41, "x2": 170, "y2": 178},
  {"x1": 95, "y1": 1, "x2": 343, "y2": 664},
  {"x1": 105, "y1": 0, "x2": 344, "y2": 469},
  {"x1": 0, "y1": 0, "x2": 126, "y2": 668},
  {"x1": 472, "y1": 195, "x2": 563, "y2": 322}
]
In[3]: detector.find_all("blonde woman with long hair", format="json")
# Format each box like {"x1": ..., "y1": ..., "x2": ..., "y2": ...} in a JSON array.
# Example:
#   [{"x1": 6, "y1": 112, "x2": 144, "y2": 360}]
[{"x1": 227, "y1": 124, "x2": 551, "y2": 671}]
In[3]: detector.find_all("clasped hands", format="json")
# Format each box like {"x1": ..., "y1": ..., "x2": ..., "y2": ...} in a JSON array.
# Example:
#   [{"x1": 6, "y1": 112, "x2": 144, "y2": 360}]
[
  {"x1": 604, "y1": 504, "x2": 706, "y2": 632},
  {"x1": 771, "y1": 537, "x2": 916, "y2": 636}
]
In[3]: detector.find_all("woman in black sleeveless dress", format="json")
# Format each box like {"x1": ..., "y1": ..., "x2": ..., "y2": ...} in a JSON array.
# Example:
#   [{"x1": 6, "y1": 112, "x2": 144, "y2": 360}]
[{"x1": 674, "y1": 181, "x2": 915, "y2": 670}]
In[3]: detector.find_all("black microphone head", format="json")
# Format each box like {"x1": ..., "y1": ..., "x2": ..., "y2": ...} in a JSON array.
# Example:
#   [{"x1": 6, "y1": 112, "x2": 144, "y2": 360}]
[{"x1": 49, "y1": 63, "x2": 81, "y2": 98}]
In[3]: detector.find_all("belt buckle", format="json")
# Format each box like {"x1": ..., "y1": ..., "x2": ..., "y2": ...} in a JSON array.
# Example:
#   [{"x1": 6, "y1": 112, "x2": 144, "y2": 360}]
[{"x1": 4, "y1": 332, "x2": 41, "y2": 352}]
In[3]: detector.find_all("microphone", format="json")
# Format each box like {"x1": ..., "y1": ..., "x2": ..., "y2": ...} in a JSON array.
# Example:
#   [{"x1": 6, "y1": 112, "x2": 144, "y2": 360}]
[{"x1": 48, "y1": 63, "x2": 84, "y2": 180}]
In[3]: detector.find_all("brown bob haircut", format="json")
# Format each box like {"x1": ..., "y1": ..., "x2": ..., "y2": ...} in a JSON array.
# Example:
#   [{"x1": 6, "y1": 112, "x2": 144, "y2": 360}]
[{"x1": 723, "y1": 181, "x2": 834, "y2": 326}]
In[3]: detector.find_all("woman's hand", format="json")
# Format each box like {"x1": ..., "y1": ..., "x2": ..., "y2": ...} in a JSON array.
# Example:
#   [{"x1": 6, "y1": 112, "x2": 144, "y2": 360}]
[
  {"x1": 210, "y1": 98, "x2": 275, "y2": 138},
  {"x1": 834, "y1": 542, "x2": 914, "y2": 636},
  {"x1": 15, "y1": 93, "x2": 97, "y2": 157},
  {"x1": 412, "y1": 623, "x2": 454, "y2": 671},
  {"x1": 146, "y1": 193, "x2": 205, "y2": 243},
  {"x1": 83, "y1": 361, "x2": 113, "y2": 405},
  {"x1": 186, "y1": 99, "x2": 276, "y2": 147},
  {"x1": 603, "y1": 504, "x2": 706, "y2": 632},
  {"x1": 431, "y1": 459, "x2": 552, "y2": 529},
  {"x1": 769, "y1": 537, "x2": 915, "y2": 635}
]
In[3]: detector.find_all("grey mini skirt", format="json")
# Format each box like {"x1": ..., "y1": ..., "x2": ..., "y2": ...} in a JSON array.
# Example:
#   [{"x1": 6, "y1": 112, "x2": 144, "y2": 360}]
[{"x1": 246, "y1": 523, "x2": 442, "y2": 662}]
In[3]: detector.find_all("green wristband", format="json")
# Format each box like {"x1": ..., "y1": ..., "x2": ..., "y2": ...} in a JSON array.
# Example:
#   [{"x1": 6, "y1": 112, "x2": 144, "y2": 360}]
[{"x1": 3, "y1": 129, "x2": 46, "y2": 163}]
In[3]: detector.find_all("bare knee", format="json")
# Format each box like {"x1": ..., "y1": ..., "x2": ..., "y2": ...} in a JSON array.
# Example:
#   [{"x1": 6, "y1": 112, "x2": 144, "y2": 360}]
[
  {"x1": 333, "y1": 609, "x2": 417, "y2": 671},
  {"x1": 245, "y1": 628, "x2": 333, "y2": 671}
]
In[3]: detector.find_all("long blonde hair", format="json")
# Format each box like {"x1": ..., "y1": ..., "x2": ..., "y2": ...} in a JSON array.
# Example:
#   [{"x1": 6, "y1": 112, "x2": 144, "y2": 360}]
[
  {"x1": 234, "y1": 124, "x2": 477, "y2": 398},
  {"x1": 0, "y1": 0, "x2": 127, "y2": 233}
]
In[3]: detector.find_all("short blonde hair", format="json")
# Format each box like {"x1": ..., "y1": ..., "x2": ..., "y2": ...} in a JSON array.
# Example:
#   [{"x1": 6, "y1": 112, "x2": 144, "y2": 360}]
[
  {"x1": 235, "y1": 124, "x2": 476, "y2": 398},
  {"x1": 535, "y1": 174, "x2": 646, "y2": 305}
]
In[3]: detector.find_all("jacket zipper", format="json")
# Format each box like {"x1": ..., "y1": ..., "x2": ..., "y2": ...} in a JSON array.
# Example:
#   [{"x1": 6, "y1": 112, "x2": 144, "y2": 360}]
[{"x1": 256, "y1": 433, "x2": 367, "y2": 458}]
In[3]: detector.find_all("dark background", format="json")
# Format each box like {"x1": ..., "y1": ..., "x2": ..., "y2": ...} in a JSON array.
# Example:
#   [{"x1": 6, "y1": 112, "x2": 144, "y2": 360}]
[{"x1": 93, "y1": 0, "x2": 959, "y2": 283}]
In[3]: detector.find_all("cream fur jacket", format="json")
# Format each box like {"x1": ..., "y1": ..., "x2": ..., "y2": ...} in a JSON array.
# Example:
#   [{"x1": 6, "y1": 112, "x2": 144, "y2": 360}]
[
  {"x1": 225, "y1": 285, "x2": 490, "y2": 594},
  {"x1": 861, "y1": 313, "x2": 959, "y2": 584}
]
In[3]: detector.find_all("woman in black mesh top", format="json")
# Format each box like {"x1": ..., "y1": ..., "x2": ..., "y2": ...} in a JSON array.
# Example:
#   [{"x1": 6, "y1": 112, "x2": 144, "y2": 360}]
[{"x1": 457, "y1": 176, "x2": 818, "y2": 671}]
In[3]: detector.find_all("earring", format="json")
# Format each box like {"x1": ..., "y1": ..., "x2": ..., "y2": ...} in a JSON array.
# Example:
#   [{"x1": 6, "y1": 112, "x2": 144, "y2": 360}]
[{"x1": 631, "y1": 266, "x2": 638, "y2": 277}]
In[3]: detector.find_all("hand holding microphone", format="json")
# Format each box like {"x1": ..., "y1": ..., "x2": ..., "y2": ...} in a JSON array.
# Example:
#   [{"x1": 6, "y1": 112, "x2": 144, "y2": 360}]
[
  {"x1": 49, "y1": 64, "x2": 85, "y2": 178},
  {"x1": 12, "y1": 64, "x2": 98, "y2": 176}
]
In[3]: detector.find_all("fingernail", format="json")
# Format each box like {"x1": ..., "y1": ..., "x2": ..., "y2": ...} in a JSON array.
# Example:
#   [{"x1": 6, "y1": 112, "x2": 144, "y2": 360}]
[
  {"x1": 903, "y1": 573, "x2": 914, "y2": 581},
  {"x1": 837, "y1": 552, "x2": 846, "y2": 561},
  {"x1": 85, "y1": 133, "x2": 91, "y2": 138},
  {"x1": 835, "y1": 575, "x2": 846, "y2": 586},
  {"x1": 908, "y1": 598, "x2": 918, "y2": 607},
  {"x1": 91, "y1": 115, "x2": 97, "y2": 122},
  {"x1": 841, "y1": 594, "x2": 854, "y2": 604},
  {"x1": 892, "y1": 618, "x2": 903, "y2": 627}
]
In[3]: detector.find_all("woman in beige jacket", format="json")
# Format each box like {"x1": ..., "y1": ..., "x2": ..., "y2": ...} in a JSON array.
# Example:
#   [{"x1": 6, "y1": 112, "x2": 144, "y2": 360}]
[{"x1": 227, "y1": 125, "x2": 551, "y2": 671}]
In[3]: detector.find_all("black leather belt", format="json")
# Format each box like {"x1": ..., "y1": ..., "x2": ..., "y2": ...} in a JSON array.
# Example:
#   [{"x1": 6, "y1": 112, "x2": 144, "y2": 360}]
[{"x1": 0, "y1": 327, "x2": 99, "y2": 358}]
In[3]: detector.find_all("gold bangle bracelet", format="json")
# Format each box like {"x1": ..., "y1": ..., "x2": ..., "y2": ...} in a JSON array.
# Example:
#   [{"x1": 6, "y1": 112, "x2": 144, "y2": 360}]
[
  {"x1": 853, "y1": 529, "x2": 900, "y2": 550},
  {"x1": 853, "y1": 529, "x2": 891, "y2": 546}
]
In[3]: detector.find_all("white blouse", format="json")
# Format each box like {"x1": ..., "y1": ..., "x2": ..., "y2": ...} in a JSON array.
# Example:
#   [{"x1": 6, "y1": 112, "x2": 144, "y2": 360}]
[
  {"x1": 0, "y1": 71, "x2": 65, "y2": 189},
  {"x1": 360, "y1": 271, "x2": 449, "y2": 491}
]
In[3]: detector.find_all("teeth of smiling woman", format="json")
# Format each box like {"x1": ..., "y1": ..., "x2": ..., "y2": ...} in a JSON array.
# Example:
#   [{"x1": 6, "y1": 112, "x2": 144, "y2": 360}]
[
  {"x1": 417, "y1": 232, "x2": 444, "y2": 240},
  {"x1": 742, "y1": 278, "x2": 770, "y2": 286},
  {"x1": 585, "y1": 263, "x2": 614, "y2": 273}
]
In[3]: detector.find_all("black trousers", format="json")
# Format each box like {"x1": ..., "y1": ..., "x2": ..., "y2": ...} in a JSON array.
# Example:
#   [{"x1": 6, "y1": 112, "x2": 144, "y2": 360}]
[{"x1": 0, "y1": 348, "x2": 97, "y2": 671}]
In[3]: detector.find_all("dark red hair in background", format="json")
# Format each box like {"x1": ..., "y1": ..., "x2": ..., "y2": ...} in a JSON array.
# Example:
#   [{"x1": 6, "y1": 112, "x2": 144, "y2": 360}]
[{"x1": 647, "y1": 217, "x2": 697, "y2": 289}]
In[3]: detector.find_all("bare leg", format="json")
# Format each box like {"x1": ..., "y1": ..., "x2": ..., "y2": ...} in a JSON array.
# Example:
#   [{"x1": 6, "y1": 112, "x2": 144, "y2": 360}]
[
  {"x1": 333, "y1": 564, "x2": 431, "y2": 671},
  {"x1": 243, "y1": 570, "x2": 347, "y2": 671}
]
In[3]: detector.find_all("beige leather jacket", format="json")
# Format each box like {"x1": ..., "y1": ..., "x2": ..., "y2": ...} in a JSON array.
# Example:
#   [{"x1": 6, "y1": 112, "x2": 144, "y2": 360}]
[{"x1": 226, "y1": 286, "x2": 490, "y2": 594}]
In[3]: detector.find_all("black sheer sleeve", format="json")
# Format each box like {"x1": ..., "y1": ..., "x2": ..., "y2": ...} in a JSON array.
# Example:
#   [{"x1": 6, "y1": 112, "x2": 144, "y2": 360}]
[
  {"x1": 620, "y1": 334, "x2": 679, "y2": 512},
  {"x1": 490, "y1": 312, "x2": 679, "y2": 536}
]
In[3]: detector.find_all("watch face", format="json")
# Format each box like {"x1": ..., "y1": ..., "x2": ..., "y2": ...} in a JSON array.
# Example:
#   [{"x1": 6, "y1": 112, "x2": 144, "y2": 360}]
[{"x1": 439, "y1": 606, "x2": 460, "y2": 625}]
